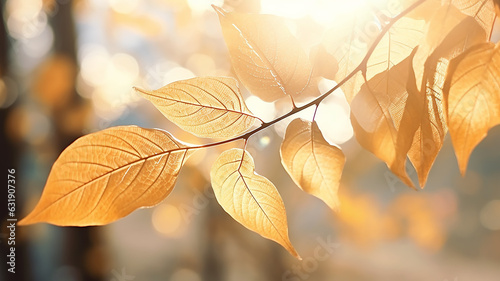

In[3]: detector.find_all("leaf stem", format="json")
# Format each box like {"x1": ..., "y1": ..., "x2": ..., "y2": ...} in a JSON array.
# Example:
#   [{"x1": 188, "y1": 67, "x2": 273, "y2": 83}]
[{"x1": 181, "y1": 0, "x2": 428, "y2": 152}]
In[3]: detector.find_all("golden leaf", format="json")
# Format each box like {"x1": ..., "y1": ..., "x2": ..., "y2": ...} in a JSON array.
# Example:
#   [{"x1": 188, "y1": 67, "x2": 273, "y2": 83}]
[
  {"x1": 351, "y1": 52, "x2": 419, "y2": 189},
  {"x1": 280, "y1": 118, "x2": 345, "y2": 210},
  {"x1": 343, "y1": 16, "x2": 426, "y2": 103},
  {"x1": 135, "y1": 77, "x2": 261, "y2": 138},
  {"x1": 408, "y1": 5, "x2": 486, "y2": 186},
  {"x1": 19, "y1": 126, "x2": 192, "y2": 226},
  {"x1": 210, "y1": 148, "x2": 300, "y2": 258},
  {"x1": 452, "y1": 0, "x2": 495, "y2": 37},
  {"x1": 443, "y1": 42, "x2": 500, "y2": 175},
  {"x1": 365, "y1": 17, "x2": 425, "y2": 81},
  {"x1": 413, "y1": 5, "x2": 487, "y2": 88},
  {"x1": 326, "y1": 16, "x2": 425, "y2": 102},
  {"x1": 213, "y1": 5, "x2": 312, "y2": 102}
]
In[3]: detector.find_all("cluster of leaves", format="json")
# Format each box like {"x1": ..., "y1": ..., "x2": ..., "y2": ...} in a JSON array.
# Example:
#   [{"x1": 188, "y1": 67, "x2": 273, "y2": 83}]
[{"x1": 20, "y1": 0, "x2": 500, "y2": 258}]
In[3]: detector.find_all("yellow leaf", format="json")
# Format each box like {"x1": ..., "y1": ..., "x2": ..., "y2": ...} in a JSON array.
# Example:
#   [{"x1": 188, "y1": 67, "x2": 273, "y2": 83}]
[
  {"x1": 210, "y1": 148, "x2": 300, "y2": 258},
  {"x1": 351, "y1": 52, "x2": 419, "y2": 189},
  {"x1": 366, "y1": 17, "x2": 425, "y2": 82},
  {"x1": 408, "y1": 5, "x2": 486, "y2": 186},
  {"x1": 343, "y1": 16, "x2": 426, "y2": 103},
  {"x1": 444, "y1": 42, "x2": 500, "y2": 175},
  {"x1": 280, "y1": 118, "x2": 345, "y2": 210},
  {"x1": 19, "y1": 126, "x2": 192, "y2": 226},
  {"x1": 413, "y1": 5, "x2": 487, "y2": 89},
  {"x1": 452, "y1": 0, "x2": 495, "y2": 38},
  {"x1": 135, "y1": 77, "x2": 261, "y2": 138},
  {"x1": 213, "y1": 6, "x2": 312, "y2": 102},
  {"x1": 327, "y1": 16, "x2": 425, "y2": 103}
]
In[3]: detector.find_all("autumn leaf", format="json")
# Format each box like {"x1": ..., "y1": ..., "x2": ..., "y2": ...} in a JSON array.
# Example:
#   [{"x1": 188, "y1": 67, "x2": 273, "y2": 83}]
[
  {"x1": 210, "y1": 148, "x2": 300, "y2": 258},
  {"x1": 19, "y1": 126, "x2": 192, "y2": 226},
  {"x1": 443, "y1": 42, "x2": 500, "y2": 175},
  {"x1": 365, "y1": 16, "x2": 425, "y2": 82},
  {"x1": 413, "y1": 5, "x2": 487, "y2": 88},
  {"x1": 135, "y1": 77, "x2": 261, "y2": 138},
  {"x1": 452, "y1": 0, "x2": 495, "y2": 38},
  {"x1": 408, "y1": 5, "x2": 487, "y2": 186},
  {"x1": 343, "y1": 16, "x2": 426, "y2": 103},
  {"x1": 280, "y1": 118, "x2": 345, "y2": 210},
  {"x1": 351, "y1": 52, "x2": 419, "y2": 189},
  {"x1": 213, "y1": 5, "x2": 312, "y2": 102},
  {"x1": 324, "y1": 14, "x2": 425, "y2": 102}
]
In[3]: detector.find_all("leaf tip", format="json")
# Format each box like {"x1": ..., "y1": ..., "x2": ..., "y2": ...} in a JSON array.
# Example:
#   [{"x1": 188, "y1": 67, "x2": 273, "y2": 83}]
[
  {"x1": 287, "y1": 245, "x2": 301, "y2": 260},
  {"x1": 18, "y1": 213, "x2": 38, "y2": 226},
  {"x1": 211, "y1": 5, "x2": 226, "y2": 16},
  {"x1": 18, "y1": 218, "x2": 29, "y2": 226},
  {"x1": 133, "y1": 86, "x2": 147, "y2": 95},
  {"x1": 458, "y1": 162, "x2": 468, "y2": 178}
]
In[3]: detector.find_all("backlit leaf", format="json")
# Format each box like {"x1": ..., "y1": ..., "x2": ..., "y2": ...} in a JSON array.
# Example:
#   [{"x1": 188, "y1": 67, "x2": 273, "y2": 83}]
[
  {"x1": 345, "y1": 16, "x2": 426, "y2": 103},
  {"x1": 280, "y1": 118, "x2": 345, "y2": 210},
  {"x1": 213, "y1": 5, "x2": 312, "y2": 102},
  {"x1": 135, "y1": 77, "x2": 261, "y2": 138},
  {"x1": 365, "y1": 17, "x2": 425, "y2": 81},
  {"x1": 452, "y1": 0, "x2": 495, "y2": 38},
  {"x1": 210, "y1": 148, "x2": 300, "y2": 258},
  {"x1": 351, "y1": 52, "x2": 419, "y2": 189},
  {"x1": 409, "y1": 5, "x2": 486, "y2": 186},
  {"x1": 443, "y1": 42, "x2": 500, "y2": 175},
  {"x1": 19, "y1": 126, "x2": 192, "y2": 226}
]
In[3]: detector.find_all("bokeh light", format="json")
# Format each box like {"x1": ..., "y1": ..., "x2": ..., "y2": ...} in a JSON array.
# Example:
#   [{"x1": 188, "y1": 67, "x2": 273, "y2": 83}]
[
  {"x1": 152, "y1": 203, "x2": 185, "y2": 237},
  {"x1": 480, "y1": 200, "x2": 500, "y2": 230}
]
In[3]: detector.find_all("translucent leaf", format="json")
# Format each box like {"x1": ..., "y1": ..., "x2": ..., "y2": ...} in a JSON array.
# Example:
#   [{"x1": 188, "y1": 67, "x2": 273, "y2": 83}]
[
  {"x1": 351, "y1": 52, "x2": 419, "y2": 189},
  {"x1": 210, "y1": 148, "x2": 300, "y2": 258},
  {"x1": 135, "y1": 77, "x2": 261, "y2": 138},
  {"x1": 326, "y1": 15, "x2": 425, "y2": 102},
  {"x1": 409, "y1": 5, "x2": 486, "y2": 186},
  {"x1": 19, "y1": 126, "x2": 192, "y2": 226},
  {"x1": 444, "y1": 42, "x2": 500, "y2": 175},
  {"x1": 413, "y1": 5, "x2": 487, "y2": 88},
  {"x1": 365, "y1": 17, "x2": 425, "y2": 81},
  {"x1": 452, "y1": 0, "x2": 495, "y2": 38},
  {"x1": 213, "y1": 5, "x2": 312, "y2": 102},
  {"x1": 346, "y1": 16, "x2": 426, "y2": 103},
  {"x1": 280, "y1": 118, "x2": 345, "y2": 210}
]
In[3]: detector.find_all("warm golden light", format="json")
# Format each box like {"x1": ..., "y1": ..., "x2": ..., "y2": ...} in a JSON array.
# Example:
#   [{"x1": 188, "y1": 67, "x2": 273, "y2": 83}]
[{"x1": 261, "y1": 0, "x2": 382, "y2": 25}]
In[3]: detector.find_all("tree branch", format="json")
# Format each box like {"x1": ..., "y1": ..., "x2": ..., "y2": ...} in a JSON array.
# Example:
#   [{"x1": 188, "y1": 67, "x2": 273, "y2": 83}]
[{"x1": 175, "y1": 0, "x2": 429, "y2": 152}]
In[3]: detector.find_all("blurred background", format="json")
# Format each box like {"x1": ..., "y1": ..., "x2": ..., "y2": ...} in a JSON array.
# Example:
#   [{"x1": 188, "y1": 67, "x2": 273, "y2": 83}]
[{"x1": 1, "y1": 0, "x2": 500, "y2": 280}]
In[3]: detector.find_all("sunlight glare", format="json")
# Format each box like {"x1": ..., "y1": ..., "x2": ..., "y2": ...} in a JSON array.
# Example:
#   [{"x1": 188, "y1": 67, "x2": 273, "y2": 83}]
[{"x1": 261, "y1": 0, "x2": 374, "y2": 25}]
